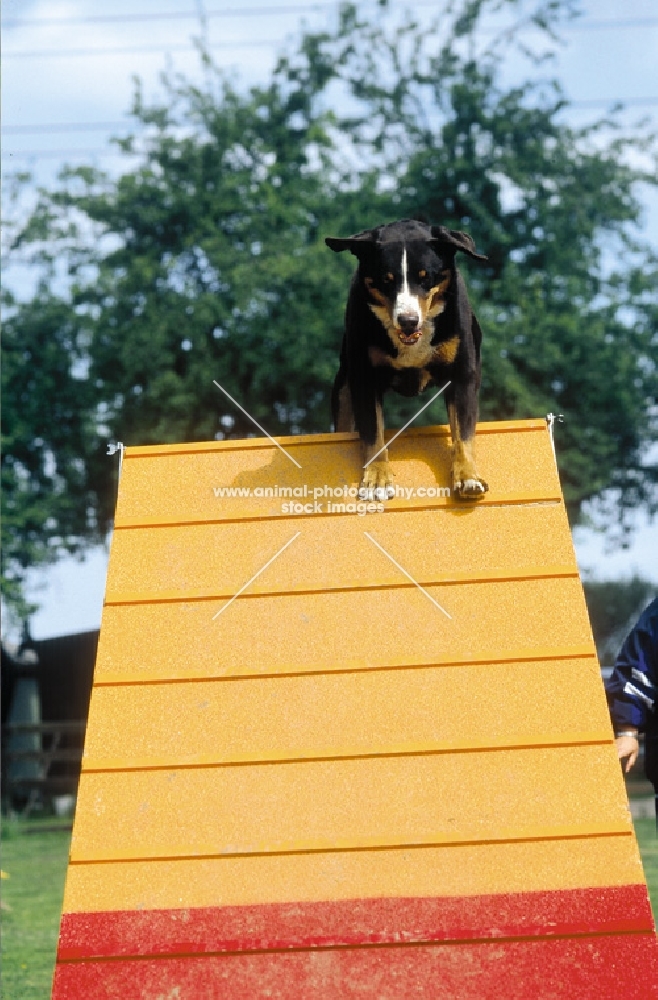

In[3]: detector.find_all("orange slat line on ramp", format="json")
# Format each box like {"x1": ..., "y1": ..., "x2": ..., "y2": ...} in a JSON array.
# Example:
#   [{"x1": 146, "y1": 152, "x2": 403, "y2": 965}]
[
  {"x1": 121, "y1": 419, "x2": 547, "y2": 458},
  {"x1": 69, "y1": 745, "x2": 631, "y2": 863},
  {"x1": 80, "y1": 658, "x2": 609, "y2": 770},
  {"x1": 113, "y1": 422, "x2": 559, "y2": 528},
  {"x1": 118, "y1": 418, "x2": 547, "y2": 459},
  {"x1": 104, "y1": 567, "x2": 579, "y2": 607},
  {"x1": 62, "y1": 835, "x2": 644, "y2": 914},
  {"x1": 91, "y1": 577, "x2": 595, "y2": 684},
  {"x1": 80, "y1": 735, "x2": 612, "y2": 773},
  {"x1": 105, "y1": 503, "x2": 577, "y2": 602}
]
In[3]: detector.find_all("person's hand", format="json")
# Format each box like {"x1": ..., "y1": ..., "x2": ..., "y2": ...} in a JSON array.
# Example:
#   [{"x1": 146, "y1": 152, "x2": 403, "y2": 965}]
[{"x1": 615, "y1": 733, "x2": 639, "y2": 773}]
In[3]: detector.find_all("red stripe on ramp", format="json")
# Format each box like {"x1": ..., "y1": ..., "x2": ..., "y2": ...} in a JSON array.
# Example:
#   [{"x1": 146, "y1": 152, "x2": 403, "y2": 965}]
[
  {"x1": 57, "y1": 884, "x2": 654, "y2": 961},
  {"x1": 52, "y1": 933, "x2": 658, "y2": 1000}
]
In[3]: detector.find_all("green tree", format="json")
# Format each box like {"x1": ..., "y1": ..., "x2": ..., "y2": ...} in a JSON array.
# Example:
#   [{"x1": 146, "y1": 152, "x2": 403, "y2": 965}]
[
  {"x1": 280, "y1": 1, "x2": 658, "y2": 515},
  {"x1": 2, "y1": 0, "x2": 657, "y2": 614},
  {"x1": 2, "y1": 60, "x2": 349, "y2": 611},
  {"x1": 1, "y1": 286, "x2": 112, "y2": 618}
]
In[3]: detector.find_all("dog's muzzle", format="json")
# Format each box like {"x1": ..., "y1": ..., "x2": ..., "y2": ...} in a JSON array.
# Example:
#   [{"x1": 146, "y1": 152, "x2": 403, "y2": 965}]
[{"x1": 397, "y1": 312, "x2": 422, "y2": 344}]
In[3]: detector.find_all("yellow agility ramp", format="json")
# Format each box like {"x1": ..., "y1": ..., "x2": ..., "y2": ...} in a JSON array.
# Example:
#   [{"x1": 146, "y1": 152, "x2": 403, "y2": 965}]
[{"x1": 53, "y1": 419, "x2": 658, "y2": 998}]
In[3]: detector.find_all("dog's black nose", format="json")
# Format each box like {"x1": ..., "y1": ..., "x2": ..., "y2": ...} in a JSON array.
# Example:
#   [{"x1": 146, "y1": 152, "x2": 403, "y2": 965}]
[{"x1": 398, "y1": 312, "x2": 420, "y2": 334}]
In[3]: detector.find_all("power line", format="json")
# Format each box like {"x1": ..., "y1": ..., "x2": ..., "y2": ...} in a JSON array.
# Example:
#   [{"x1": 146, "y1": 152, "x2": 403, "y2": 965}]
[
  {"x1": 4, "y1": 96, "x2": 657, "y2": 138},
  {"x1": 567, "y1": 17, "x2": 658, "y2": 30},
  {"x1": 2, "y1": 149, "x2": 136, "y2": 160},
  {"x1": 570, "y1": 98, "x2": 658, "y2": 109},
  {"x1": 3, "y1": 40, "x2": 273, "y2": 60},
  {"x1": 4, "y1": 123, "x2": 134, "y2": 136},
  {"x1": 1, "y1": 4, "x2": 331, "y2": 28},
  {"x1": 3, "y1": 6, "x2": 657, "y2": 29},
  {"x1": 4, "y1": 16, "x2": 658, "y2": 61}
]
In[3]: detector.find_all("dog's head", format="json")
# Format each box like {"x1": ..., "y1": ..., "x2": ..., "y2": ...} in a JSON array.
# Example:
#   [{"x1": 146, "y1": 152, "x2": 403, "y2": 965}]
[{"x1": 326, "y1": 220, "x2": 486, "y2": 346}]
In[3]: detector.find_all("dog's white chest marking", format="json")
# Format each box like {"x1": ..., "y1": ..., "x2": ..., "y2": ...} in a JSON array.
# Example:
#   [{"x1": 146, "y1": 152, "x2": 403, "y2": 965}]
[{"x1": 390, "y1": 333, "x2": 435, "y2": 368}]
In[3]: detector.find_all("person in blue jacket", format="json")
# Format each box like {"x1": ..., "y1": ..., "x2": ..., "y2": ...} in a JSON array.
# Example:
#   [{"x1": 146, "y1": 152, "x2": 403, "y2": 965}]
[{"x1": 605, "y1": 598, "x2": 658, "y2": 813}]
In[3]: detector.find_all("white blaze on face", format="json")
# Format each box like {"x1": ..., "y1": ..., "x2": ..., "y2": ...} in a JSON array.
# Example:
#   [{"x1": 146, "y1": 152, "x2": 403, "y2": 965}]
[{"x1": 393, "y1": 247, "x2": 422, "y2": 330}]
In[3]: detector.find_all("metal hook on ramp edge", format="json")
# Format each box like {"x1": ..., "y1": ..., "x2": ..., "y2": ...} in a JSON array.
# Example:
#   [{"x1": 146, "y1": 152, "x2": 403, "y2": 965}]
[
  {"x1": 546, "y1": 413, "x2": 564, "y2": 465},
  {"x1": 106, "y1": 441, "x2": 125, "y2": 480}
]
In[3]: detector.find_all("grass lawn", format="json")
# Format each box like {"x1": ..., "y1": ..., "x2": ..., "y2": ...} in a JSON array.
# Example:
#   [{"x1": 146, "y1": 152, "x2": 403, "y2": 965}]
[
  {"x1": 636, "y1": 817, "x2": 658, "y2": 915},
  {"x1": 1, "y1": 816, "x2": 658, "y2": 999},
  {"x1": 1, "y1": 819, "x2": 71, "y2": 1000}
]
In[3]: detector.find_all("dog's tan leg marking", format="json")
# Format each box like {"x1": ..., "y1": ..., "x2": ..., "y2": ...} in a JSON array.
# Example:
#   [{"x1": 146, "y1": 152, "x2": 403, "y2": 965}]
[
  {"x1": 447, "y1": 400, "x2": 488, "y2": 500},
  {"x1": 433, "y1": 335, "x2": 460, "y2": 365},
  {"x1": 335, "y1": 382, "x2": 355, "y2": 433},
  {"x1": 361, "y1": 398, "x2": 394, "y2": 501}
]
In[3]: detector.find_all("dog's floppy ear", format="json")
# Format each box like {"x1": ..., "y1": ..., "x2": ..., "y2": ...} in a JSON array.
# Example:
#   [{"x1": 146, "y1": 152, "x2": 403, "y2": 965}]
[
  {"x1": 325, "y1": 227, "x2": 381, "y2": 256},
  {"x1": 430, "y1": 226, "x2": 488, "y2": 261}
]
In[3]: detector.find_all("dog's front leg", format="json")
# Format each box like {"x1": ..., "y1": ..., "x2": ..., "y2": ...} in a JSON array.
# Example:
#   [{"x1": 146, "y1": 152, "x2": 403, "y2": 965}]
[
  {"x1": 357, "y1": 389, "x2": 395, "y2": 501},
  {"x1": 446, "y1": 381, "x2": 488, "y2": 499},
  {"x1": 332, "y1": 362, "x2": 356, "y2": 433}
]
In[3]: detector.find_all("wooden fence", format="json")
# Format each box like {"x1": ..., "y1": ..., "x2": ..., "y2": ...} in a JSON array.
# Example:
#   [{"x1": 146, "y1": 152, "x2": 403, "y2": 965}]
[{"x1": 2, "y1": 721, "x2": 87, "y2": 812}]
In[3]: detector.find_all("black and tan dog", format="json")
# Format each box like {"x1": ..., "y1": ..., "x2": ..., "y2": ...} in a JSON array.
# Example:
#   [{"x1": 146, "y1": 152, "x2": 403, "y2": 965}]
[{"x1": 326, "y1": 218, "x2": 489, "y2": 500}]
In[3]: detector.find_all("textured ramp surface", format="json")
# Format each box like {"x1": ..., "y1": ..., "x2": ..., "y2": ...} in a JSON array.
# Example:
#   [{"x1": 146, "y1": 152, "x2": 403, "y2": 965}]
[{"x1": 53, "y1": 420, "x2": 658, "y2": 998}]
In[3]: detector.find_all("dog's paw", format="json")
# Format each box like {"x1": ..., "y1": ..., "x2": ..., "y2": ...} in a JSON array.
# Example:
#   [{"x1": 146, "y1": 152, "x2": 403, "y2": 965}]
[
  {"x1": 360, "y1": 460, "x2": 395, "y2": 502},
  {"x1": 453, "y1": 477, "x2": 488, "y2": 500}
]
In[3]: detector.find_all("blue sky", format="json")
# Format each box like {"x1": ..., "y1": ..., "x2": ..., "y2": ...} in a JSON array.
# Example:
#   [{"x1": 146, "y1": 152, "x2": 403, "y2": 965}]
[{"x1": 2, "y1": 0, "x2": 657, "y2": 639}]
